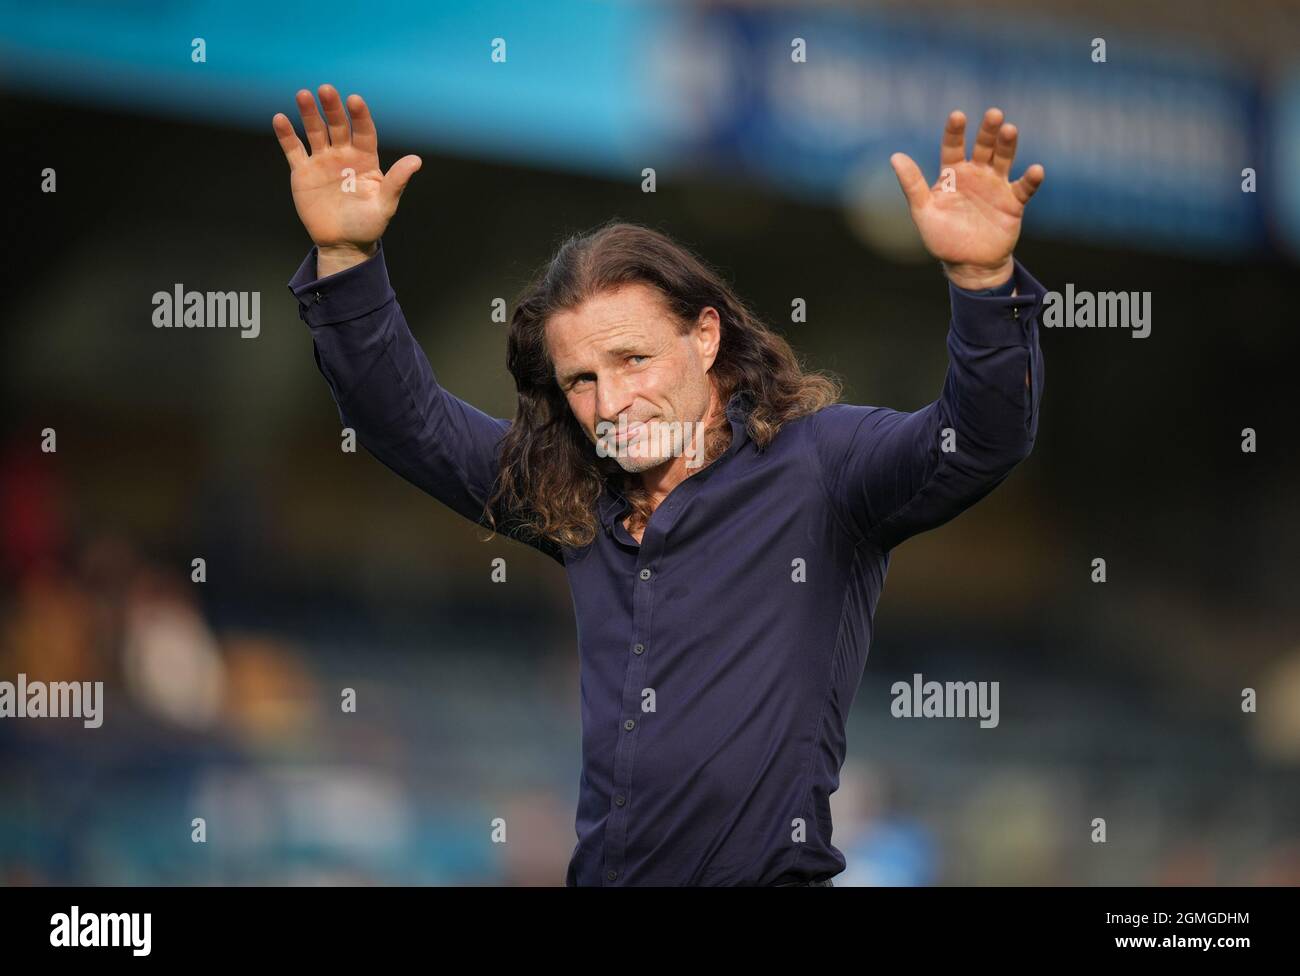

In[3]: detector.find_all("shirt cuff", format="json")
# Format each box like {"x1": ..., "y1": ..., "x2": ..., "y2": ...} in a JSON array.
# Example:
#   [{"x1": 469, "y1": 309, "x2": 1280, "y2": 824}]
[
  {"x1": 947, "y1": 258, "x2": 1048, "y2": 348},
  {"x1": 287, "y1": 239, "x2": 395, "y2": 328}
]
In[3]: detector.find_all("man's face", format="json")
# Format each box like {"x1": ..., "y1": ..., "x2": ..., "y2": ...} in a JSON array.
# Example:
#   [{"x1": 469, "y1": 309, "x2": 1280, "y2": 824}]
[{"x1": 546, "y1": 282, "x2": 721, "y2": 474}]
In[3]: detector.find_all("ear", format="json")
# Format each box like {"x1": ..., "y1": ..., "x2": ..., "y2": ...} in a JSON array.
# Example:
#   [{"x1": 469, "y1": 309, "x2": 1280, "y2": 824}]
[{"x1": 694, "y1": 306, "x2": 722, "y2": 371}]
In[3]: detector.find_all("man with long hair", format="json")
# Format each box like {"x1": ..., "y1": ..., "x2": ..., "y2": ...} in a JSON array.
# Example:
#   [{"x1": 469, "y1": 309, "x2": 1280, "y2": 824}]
[{"x1": 275, "y1": 84, "x2": 1046, "y2": 885}]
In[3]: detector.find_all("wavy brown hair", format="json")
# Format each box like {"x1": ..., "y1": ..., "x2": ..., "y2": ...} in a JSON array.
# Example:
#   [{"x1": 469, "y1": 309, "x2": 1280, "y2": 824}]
[{"x1": 484, "y1": 220, "x2": 842, "y2": 550}]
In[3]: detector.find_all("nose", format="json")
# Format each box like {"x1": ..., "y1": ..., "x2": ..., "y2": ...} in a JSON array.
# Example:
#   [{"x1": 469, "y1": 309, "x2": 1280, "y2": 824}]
[{"x1": 594, "y1": 375, "x2": 635, "y2": 428}]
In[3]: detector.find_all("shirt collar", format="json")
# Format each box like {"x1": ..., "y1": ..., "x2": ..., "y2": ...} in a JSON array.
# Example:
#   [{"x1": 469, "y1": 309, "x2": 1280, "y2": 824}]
[{"x1": 596, "y1": 389, "x2": 754, "y2": 535}]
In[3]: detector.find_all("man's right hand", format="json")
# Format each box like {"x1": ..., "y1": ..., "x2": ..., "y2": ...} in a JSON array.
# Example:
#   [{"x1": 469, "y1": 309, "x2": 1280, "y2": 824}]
[{"x1": 273, "y1": 84, "x2": 422, "y2": 277}]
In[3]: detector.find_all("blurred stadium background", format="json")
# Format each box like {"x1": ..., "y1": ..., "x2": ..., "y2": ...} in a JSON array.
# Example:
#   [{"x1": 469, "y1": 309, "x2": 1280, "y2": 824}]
[{"x1": 3, "y1": 0, "x2": 1299, "y2": 885}]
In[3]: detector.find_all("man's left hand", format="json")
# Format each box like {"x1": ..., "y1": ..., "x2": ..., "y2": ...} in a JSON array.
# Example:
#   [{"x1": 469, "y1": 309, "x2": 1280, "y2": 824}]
[{"x1": 891, "y1": 107, "x2": 1045, "y2": 291}]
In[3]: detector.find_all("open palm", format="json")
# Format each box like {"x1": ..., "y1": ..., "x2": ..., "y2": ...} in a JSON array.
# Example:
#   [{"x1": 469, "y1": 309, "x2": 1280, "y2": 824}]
[
  {"x1": 272, "y1": 84, "x2": 421, "y2": 252},
  {"x1": 890, "y1": 108, "x2": 1045, "y2": 290}
]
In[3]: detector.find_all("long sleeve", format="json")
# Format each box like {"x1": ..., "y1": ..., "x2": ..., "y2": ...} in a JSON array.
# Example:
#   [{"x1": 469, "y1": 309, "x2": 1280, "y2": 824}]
[
  {"x1": 288, "y1": 240, "x2": 563, "y2": 564},
  {"x1": 810, "y1": 258, "x2": 1046, "y2": 552}
]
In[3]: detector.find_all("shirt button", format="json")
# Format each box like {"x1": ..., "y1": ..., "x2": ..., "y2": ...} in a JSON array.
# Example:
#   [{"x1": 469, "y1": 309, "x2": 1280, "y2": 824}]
[
  {"x1": 633, "y1": 643, "x2": 645, "y2": 654},
  {"x1": 614, "y1": 793, "x2": 626, "y2": 807},
  {"x1": 623, "y1": 718, "x2": 636, "y2": 731},
  {"x1": 606, "y1": 870, "x2": 618, "y2": 882},
  {"x1": 639, "y1": 568, "x2": 652, "y2": 580}
]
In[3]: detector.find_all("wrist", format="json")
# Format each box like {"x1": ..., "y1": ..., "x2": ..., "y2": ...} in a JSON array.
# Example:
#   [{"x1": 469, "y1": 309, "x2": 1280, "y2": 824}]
[
  {"x1": 943, "y1": 259, "x2": 1014, "y2": 292},
  {"x1": 316, "y1": 241, "x2": 378, "y2": 278}
]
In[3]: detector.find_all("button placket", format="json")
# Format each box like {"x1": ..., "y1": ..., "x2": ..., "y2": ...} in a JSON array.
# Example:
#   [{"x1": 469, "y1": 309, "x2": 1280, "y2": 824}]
[
  {"x1": 602, "y1": 515, "x2": 673, "y2": 884},
  {"x1": 599, "y1": 469, "x2": 720, "y2": 883}
]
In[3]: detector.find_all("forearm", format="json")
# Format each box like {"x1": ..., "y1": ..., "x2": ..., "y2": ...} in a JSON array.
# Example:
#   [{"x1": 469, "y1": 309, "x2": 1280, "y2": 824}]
[
  {"x1": 288, "y1": 242, "x2": 510, "y2": 523},
  {"x1": 942, "y1": 261, "x2": 1043, "y2": 460},
  {"x1": 291, "y1": 241, "x2": 424, "y2": 456},
  {"x1": 935, "y1": 315, "x2": 1039, "y2": 473},
  {"x1": 863, "y1": 261, "x2": 1046, "y2": 550}
]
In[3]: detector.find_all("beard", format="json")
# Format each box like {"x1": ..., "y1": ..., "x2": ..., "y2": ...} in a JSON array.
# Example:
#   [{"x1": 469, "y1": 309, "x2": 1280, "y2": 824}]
[
  {"x1": 599, "y1": 417, "x2": 667, "y2": 472},
  {"x1": 607, "y1": 418, "x2": 716, "y2": 474}
]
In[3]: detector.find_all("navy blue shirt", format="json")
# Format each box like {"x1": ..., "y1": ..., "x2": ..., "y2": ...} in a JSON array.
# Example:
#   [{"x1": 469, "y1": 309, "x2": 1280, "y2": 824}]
[{"x1": 289, "y1": 242, "x2": 1046, "y2": 885}]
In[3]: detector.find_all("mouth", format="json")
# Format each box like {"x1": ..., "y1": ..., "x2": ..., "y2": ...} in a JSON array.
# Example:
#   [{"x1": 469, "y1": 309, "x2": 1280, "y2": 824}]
[
  {"x1": 596, "y1": 418, "x2": 656, "y2": 455},
  {"x1": 615, "y1": 421, "x2": 648, "y2": 444}
]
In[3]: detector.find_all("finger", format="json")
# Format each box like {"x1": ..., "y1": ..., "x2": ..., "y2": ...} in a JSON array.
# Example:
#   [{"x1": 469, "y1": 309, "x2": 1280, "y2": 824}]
[
  {"x1": 382, "y1": 154, "x2": 423, "y2": 209},
  {"x1": 318, "y1": 83, "x2": 350, "y2": 147},
  {"x1": 890, "y1": 152, "x2": 930, "y2": 211},
  {"x1": 272, "y1": 113, "x2": 307, "y2": 170},
  {"x1": 346, "y1": 94, "x2": 377, "y2": 155},
  {"x1": 1011, "y1": 163, "x2": 1045, "y2": 205},
  {"x1": 939, "y1": 110, "x2": 966, "y2": 167},
  {"x1": 992, "y1": 122, "x2": 1018, "y2": 178},
  {"x1": 296, "y1": 89, "x2": 328, "y2": 153},
  {"x1": 971, "y1": 107, "x2": 1003, "y2": 165}
]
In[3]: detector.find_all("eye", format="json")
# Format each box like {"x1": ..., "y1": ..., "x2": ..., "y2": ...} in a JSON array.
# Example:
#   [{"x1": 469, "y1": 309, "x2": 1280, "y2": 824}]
[{"x1": 627, "y1": 355, "x2": 647, "y2": 366}]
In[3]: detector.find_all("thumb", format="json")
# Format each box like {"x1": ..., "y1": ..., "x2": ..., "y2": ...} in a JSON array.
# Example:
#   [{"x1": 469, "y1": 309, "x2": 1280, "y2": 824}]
[
  {"x1": 889, "y1": 152, "x2": 930, "y2": 212},
  {"x1": 382, "y1": 154, "x2": 422, "y2": 208}
]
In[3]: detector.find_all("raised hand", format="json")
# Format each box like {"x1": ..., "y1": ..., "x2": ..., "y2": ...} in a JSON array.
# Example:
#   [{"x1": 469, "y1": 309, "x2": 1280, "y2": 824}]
[
  {"x1": 272, "y1": 84, "x2": 422, "y2": 274},
  {"x1": 890, "y1": 108, "x2": 1045, "y2": 291}
]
